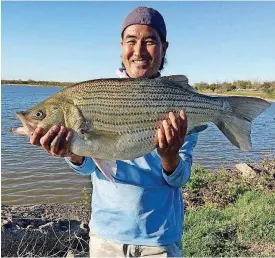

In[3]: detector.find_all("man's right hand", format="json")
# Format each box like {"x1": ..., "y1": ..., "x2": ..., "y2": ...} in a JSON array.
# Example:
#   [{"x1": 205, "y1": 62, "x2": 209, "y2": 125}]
[{"x1": 30, "y1": 125, "x2": 84, "y2": 165}]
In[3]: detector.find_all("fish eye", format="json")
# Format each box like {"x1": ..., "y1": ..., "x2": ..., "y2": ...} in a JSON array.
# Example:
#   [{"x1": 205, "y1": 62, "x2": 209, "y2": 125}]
[{"x1": 35, "y1": 111, "x2": 44, "y2": 119}]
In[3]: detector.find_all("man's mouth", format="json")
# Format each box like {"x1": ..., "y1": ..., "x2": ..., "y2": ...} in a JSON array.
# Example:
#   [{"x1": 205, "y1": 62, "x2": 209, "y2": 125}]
[{"x1": 132, "y1": 60, "x2": 149, "y2": 65}]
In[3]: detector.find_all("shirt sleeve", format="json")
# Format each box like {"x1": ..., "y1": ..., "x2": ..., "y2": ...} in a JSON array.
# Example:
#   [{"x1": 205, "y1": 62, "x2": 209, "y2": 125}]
[
  {"x1": 162, "y1": 133, "x2": 198, "y2": 188},
  {"x1": 64, "y1": 156, "x2": 97, "y2": 176}
]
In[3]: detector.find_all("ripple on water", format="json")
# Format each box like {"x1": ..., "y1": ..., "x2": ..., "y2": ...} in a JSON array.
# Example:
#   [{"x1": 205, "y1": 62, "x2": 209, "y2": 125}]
[{"x1": 1, "y1": 85, "x2": 274, "y2": 204}]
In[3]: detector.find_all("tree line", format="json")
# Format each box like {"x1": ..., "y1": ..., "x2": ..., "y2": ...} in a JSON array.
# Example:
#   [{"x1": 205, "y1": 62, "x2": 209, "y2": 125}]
[
  {"x1": 2, "y1": 79, "x2": 275, "y2": 95},
  {"x1": 1, "y1": 79, "x2": 75, "y2": 87},
  {"x1": 193, "y1": 80, "x2": 275, "y2": 94}
]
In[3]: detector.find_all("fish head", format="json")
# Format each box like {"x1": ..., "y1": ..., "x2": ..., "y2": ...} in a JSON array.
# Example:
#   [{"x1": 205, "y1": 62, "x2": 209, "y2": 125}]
[{"x1": 11, "y1": 99, "x2": 66, "y2": 136}]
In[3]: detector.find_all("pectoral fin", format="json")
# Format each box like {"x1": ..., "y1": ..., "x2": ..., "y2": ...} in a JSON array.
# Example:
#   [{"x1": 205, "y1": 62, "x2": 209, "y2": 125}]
[
  {"x1": 92, "y1": 158, "x2": 117, "y2": 186},
  {"x1": 78, "y1": 129, "x2": 119, "y2": 141},
  {"x1": 187, "y1": 124, "x2": 208, "y2": 135}
]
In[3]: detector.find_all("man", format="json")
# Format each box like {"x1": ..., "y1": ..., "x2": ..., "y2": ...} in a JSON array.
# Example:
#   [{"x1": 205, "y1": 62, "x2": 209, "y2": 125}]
[{"x1": 30, "y1": 6, "x2": 198, "y2": 257}]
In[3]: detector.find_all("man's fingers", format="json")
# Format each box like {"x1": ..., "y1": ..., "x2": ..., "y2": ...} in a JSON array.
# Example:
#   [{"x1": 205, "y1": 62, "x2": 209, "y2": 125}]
[
  {"x1": 162, "y1": 120, "x2": 174, "y2": 147},
  {"x1": 61, "y1": 130, "x2": 73, "y2": 156},
  {"x1": 30, "y1": 127, "x2": 44, "y2": 146},
  {"x1": 158, "y1": 127, "x2": 167, "y2": 149},
  {"x1": 29, "y1": 125, "x2": 73, "y2": 157},
  {"x1": 40, "y1": 125, "x2": 60, "y2": 152},
  {"x1": 169, "y1": 112, "x2": 178, "y2": 133},
  {"x1": 169, "y1": 112, "x2": 180, "y2": 141},
  {"x1": 50, "y1": 126, "x2": 67, "y2": 154},
  {"x1": 54, "y1": 129, "x2": 73, "y2": 157},
  {"x1": 179, "y1": 110, "x2": 187, "y2": 142}
]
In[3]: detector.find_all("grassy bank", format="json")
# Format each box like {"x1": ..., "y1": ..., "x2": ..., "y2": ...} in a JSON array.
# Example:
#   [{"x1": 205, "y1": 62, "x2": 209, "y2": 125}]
[{"x1": 182, "y1": 159, "x2": 275, "y2": 257}]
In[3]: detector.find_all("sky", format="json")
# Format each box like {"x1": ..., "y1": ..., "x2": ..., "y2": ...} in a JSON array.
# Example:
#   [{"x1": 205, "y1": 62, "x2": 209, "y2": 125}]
[{"x1": 1, "y1": 1, "x2": 275, "y2": 84}]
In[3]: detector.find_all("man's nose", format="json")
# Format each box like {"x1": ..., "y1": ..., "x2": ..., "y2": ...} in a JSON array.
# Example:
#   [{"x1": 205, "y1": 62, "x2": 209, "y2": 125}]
[{"x1": 134, "y1": 42, "x2": 147, "y2": 58}]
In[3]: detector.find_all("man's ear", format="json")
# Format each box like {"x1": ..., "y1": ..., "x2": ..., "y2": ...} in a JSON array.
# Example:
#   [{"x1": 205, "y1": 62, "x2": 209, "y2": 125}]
[{"x1": 162, "y1": 41, "x2": 169, "y2": 56}]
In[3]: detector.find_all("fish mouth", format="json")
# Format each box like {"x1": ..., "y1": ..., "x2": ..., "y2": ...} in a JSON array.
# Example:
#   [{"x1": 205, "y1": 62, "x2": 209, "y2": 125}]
[
  {"x1": 9, "y1": 126, "x2": 28, "y2": 136},
  {"x1": 11, "y1": 111, "x2": 37, "y2": 136}
]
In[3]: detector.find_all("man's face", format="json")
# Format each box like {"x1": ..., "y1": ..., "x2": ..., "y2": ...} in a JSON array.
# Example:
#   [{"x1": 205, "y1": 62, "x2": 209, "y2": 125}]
[{"x1": 121, "y1": 24, "x2": 168, "y2": 78}]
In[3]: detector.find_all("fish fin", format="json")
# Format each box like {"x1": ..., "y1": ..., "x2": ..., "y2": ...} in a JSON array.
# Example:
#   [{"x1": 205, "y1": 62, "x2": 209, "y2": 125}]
[
  {"x1": 79, "y1": 129, "x2": 119, "y2": 141},
  {"x1": 161, "y1": 75, "x2": 197, "y2": 92},
  {"x1": 226, "y1": 96, "x2": 271, "y2": 122},
  {"x1": 216, "y1": 96, "x2": 271, "y2": 151},
  {"x1": 187, "y1": 124, "x2": 208, "y2": 135},
  {"x1": 165, "y1": 75, "x2": 189, "y2": 84},
  {"x1": 92, "y1": 158, "x2": 117, "y2": 186}
]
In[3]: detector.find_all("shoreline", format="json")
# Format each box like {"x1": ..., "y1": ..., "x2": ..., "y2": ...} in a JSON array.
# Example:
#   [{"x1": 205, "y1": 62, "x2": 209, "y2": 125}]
[
  {"x1": 2, "y1": 83, "x2": 65, "y2": 87},
  {"x1": 3, "y1": 84, "x2": 274, "y2": 102}
]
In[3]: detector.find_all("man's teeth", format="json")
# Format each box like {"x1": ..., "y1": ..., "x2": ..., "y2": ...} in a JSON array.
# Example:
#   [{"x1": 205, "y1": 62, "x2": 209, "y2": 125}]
[{"x1": 134, "y1": 60, "x2": 148, "y2": 64}]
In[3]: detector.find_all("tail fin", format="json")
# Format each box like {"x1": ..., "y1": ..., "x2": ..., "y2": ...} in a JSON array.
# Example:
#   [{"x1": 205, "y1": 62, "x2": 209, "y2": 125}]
[{"x1": 215, "y1": 96, "x2": 271, "y2": 151}]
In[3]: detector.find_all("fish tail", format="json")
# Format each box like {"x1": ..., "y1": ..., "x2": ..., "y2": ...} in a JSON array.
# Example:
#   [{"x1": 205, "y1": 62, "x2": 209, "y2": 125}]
[{"x1": 215, "y1": 96, "x2": 271, "y2": 151}]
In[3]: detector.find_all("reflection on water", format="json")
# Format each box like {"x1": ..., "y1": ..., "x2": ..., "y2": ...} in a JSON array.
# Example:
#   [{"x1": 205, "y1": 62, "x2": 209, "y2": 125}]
[{"x1": 1, "y1": 85, "x2": 274, "y2": 205}]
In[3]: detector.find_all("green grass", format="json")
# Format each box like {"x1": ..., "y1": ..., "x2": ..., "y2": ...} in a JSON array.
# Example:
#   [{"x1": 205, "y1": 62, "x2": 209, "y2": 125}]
[
  {"x1": 183, "y1": 207, "x2": 248, "y2": 257},
  {"x1": 232, "y1": 191, "x2": 275, "y2": 243},
  {"x1": 182, "y1": 163, "x2": 275, "y2": 257}
]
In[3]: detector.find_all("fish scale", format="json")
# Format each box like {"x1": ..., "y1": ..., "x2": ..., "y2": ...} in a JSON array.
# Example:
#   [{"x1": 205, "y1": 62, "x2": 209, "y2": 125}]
[{"x1": 12, "y1": 75, "x2": 271, "y2": 160}]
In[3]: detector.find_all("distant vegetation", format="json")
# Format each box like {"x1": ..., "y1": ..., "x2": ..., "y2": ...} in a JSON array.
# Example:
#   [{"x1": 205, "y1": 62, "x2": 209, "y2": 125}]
[
  {"x1": 194, "y1": 80, "x2": 275, "y2": 98},
  {"x1": 1, "y1": 79, "x2": 76, "y2": 87},
  {"x1": 2, "y1": 79, "x2": 275, "y2": 99}
]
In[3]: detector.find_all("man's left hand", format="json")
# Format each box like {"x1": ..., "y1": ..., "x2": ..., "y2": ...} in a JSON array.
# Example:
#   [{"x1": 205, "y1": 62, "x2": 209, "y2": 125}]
[{"x1": 157, "y1": 110, "x2": 187, "y2": 174}]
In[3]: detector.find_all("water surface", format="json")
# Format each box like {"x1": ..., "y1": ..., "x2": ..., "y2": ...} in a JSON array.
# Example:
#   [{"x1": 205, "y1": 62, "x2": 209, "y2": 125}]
[{"x1": 1, "y1": 85, "x2": 274, "y2": 205}]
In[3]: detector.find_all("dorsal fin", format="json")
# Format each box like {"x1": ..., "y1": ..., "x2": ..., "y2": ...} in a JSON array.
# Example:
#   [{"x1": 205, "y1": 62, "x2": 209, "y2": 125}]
[
  {"x1": 161, "y1": 75, "x2": 197, "y2": 92},
  {"x1": 165, "y1": 75, "x2": 189, "y2": 84}
]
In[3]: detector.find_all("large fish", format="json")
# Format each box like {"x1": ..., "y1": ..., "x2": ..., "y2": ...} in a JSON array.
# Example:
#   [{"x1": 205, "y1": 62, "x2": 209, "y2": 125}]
[{"x1": 11, "y1": 75, "x2": 271, "y2": 161}]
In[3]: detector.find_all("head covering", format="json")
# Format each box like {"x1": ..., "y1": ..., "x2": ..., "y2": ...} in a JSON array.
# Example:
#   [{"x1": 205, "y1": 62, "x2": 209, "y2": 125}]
[{"x1": 121, "y1": 6, "x2": 167, "y2": 41}]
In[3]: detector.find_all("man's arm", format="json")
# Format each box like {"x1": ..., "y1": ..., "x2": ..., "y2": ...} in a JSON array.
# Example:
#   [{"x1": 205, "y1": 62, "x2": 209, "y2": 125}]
[
  {"x1": 157, "y1": 110, "x2": 198, "y2": 188},
  {"x1": 65, "y1": 156, "x2": 97, "y2": 176},
  {"x1": 162, "y1": 134, "x2": 198, "y2": 188}
]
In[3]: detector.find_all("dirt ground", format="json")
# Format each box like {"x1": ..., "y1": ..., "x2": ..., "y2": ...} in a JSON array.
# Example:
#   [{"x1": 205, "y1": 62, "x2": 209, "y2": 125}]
[{"x1": 1, "y1": 203, "x2": 90, "y2": 257}]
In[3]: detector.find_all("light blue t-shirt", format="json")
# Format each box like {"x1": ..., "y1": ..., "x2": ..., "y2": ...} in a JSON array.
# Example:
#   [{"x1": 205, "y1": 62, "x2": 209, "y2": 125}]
[{"x1": 65, "y1": 134, "x2": 198, "y2": 246}]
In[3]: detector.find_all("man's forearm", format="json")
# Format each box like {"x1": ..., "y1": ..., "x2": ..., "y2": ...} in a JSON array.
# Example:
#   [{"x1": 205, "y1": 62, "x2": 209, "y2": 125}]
[{"x1": 161, "y1": 154, "x2": 180, "y2": 176}]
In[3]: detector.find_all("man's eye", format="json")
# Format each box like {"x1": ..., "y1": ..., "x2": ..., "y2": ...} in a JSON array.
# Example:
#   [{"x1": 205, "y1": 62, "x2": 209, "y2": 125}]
[
  {"x1": 146, "y1": 41, "x2": 156, "y2": 45},
  {"x1": 127, "y1": 40, "x2": 135, "y2": 44}
]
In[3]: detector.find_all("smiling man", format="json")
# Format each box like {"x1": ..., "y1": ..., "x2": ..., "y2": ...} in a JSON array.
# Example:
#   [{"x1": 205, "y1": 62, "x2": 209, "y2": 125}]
[
  {"x1": 30, "y1": 6, "x2": 198, "y2": 257},
  {"x1": 120, "y1": 21, "x2": 168, "y2": 79}
]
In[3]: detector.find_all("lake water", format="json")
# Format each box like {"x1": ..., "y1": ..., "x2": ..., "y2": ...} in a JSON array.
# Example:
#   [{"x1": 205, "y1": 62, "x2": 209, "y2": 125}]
[{"x1": 1, "y1": 85, "x2": 275, "y2": 205}]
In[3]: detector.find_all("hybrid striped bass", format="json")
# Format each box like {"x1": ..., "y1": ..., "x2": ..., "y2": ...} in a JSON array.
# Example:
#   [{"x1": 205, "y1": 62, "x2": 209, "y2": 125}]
[{"x1": 11, "y1": 75, "x2": 271, "y2": 160}]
